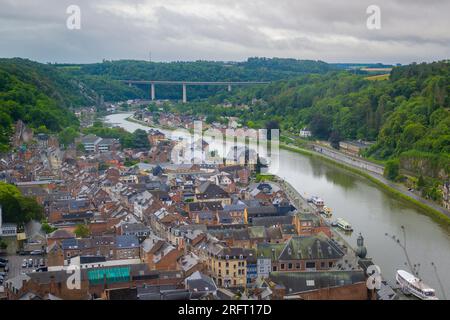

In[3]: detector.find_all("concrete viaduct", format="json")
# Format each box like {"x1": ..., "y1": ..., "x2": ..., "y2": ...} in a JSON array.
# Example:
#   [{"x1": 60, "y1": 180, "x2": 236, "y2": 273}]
[{"x1": 121, "y1": 80, "x2": 270, "y2": 103}]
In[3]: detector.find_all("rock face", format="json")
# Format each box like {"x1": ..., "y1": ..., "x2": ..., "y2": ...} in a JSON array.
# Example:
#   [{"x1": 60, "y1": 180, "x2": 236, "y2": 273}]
[
  {"x1": 12, "y1": 120, "x2": 34, "y2": 147},
  {"x1": 399, "y1": 152, "x2": 449, "y2": 180}
]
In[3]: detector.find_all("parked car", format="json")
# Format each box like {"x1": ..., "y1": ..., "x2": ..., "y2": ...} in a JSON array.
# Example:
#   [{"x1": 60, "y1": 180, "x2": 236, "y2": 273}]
[
  {"x1": 30, "y1": 250, "x2": 42, "y2": 256},
  {"x1": 22, "y1": 259, "x2": 27, "y2": 268},
  {"x1": 27, "y1": 259, "x2": 33, "y2": 268},
  {"x1": 39, "y1": 258, "x2": 45, "y2": 267},
  {"x1": 0, "y1": 262, "x2": 6, "y2": 268},
  {"x1": 35, "y1": 266, "x2": 48, "y2": 272},
  {"x1": 34, "y1": 259, "x2": 39, "y2": 267},
  {"x1": 0, "y1": 257, "x2": 8, "y2": 263}
]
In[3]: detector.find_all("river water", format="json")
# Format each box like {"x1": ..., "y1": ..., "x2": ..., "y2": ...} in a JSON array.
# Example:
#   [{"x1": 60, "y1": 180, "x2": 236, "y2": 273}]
[{"x1": 104, "y1": 113, "x2": 450, "y2": 299}]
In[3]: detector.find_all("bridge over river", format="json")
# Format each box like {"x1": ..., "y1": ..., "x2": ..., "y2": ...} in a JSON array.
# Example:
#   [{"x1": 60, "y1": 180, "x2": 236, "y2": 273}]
[{"x1": 121, "y1": 80, "x2": 270, "y2": 103}]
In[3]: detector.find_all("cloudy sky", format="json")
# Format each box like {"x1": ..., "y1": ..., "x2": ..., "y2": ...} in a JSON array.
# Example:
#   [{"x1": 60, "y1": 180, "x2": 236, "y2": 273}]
[{"x1": 0, "y1": 0, "x2": 449, "y2": 64}]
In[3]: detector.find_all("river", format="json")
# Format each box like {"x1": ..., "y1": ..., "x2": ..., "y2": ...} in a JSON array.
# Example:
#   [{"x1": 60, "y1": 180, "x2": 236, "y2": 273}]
[{"x1": 104, "y1": 112, "x2": 450, "y2": 299}]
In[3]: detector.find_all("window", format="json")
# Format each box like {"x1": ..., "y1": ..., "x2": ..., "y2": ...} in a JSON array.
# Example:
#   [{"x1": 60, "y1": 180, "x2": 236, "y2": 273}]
[
  {"x1": 306, "y1": 262, "x2": 316, "y2": 269},
  {"x1": 320, "y1": 262, "x2": 325, "y2": 268},
  {"x1": 288, "y1": 263, "x2": 293, "y2": 270},
  {"x1": 329, "y1": 261, "x2": 333, "y2": 268},
  {"x1": 272, "y1": 266, "x2": 277, "y2": 271},
  {"x1": 280, "y1": 263, "x2": 285, "y2": 270},
  {"x1": 295, "y1": 263, "x2": 300, "y2": 269},
  {"x1": 306, "y1": 280, "x2": 315, "y2": 287}
]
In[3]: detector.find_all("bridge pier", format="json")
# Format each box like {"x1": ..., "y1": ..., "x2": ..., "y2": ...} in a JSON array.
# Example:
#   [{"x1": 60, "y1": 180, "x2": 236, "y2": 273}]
[
  {"x1": 151, "y1": 83, "x2": 155, "y2": 100},
  {"x1": 228, "y1": 84, "x2": 232, "y2": 92},
  {"x1": 182, "y1": 83, "x2": 187, "y2": 103}
]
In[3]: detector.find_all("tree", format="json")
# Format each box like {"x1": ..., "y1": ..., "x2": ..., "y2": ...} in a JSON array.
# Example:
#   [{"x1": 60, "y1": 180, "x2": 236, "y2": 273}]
[
  {"x1": 384, "y1": 159, "x2": 400, "y2": 181},
  {"x1": 74, "y1": 224, "x2": 90, "y2": 238},
  {"x1": 76, "y1": 143, "x2": 85, "y2": 153},
  {"x1": 58, "y1": 127, "x2": 79, "y2": 146},
  {"x1": 132, "y1": 129, "x2": 150, "y2": 149},
  {"x1": 309, "y1": 114, "x2": 331, "y2": 139},
  {"x1": 41, "y1": 222, "x2": 57, "y2": 234},
  {"x1": 0, "y1": 182, "x2": 43, "y2": 225},
  {"x1": 417, "y1": 175, "x2": 426, "y2": 189},
  {"x1": 329, "y1": 131, "x2": 341, "y2": 149},
  {"x1": 265, "y1": 120, "x2": 280, "y2": 140}
]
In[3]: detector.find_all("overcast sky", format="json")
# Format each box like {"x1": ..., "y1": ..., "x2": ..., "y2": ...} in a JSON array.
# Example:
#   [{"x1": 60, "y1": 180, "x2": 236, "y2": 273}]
[{"x1": 0, "y1": 0, "x2": 449, "y2": 64}]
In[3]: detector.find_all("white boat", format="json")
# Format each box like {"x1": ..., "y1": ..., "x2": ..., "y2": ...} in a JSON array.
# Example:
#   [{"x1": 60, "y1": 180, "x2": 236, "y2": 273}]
[
  {"x1": 336, "y1": 218, "x2": 353, "y2": 231},
  {"x1": 309, "y1": 196, "x2": 324, "y2": 207},
  {"x1": 395, "y1": 270, "x2": 438, "y2": 300}
]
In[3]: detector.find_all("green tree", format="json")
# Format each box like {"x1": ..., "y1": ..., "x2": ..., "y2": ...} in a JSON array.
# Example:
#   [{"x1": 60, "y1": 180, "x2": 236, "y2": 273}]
[
  {"x1": 41, "y1": 222, "x2": 57, "y2": 234},
  {"x1": 132, "y1": 129, "x2": 150, "y2": 149},
  {"x1": 0, "y1": 182, "x2": 43, "y2": 225},
  {"x1": 417, "y1": 175, "x2": 426, "y2": 189},
  {"x1": 76, "y1": 143, "x2": 86, "y2": 153},
  {"x1": 329, "y1": 131, "x2": 341, "y2": 149},
  {"x1": 384, "y1": 159, "x2": 400, "y2": 181},
  {"x1": 58, "y1": 127, "x2": 79, "y2": 146},
  {"x1": 74, "y1": 224, "x2": 90, "y2": 238}
]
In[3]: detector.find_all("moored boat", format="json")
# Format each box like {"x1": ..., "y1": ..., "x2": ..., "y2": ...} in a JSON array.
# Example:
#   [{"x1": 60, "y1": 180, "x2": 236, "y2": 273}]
[
  {"x1": 336, "y1": 218, "x2": 353, "y2": 231},
  {"x1": 395, "y1": 270, "x2": 438, "y2": 300},
  {"x1": 320, "y1": 206, "x2": 332, "y2": 217}
]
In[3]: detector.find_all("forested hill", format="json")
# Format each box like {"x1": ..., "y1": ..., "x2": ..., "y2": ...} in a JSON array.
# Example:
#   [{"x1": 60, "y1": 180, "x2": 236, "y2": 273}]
[
  {"x1": 0, "y1": 58, "x2": 95, "y2": 151},
  {"x1": 58, "y1": 58, "x2": 335, "y2": 101},
  {"x1": 207, "y1": 61, "x2": 450, "y2": 179}
]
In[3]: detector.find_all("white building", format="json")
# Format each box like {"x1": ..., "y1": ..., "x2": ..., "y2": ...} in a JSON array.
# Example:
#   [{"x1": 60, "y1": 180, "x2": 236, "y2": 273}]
[
  {"x1": 257, "y1": 257, "x2": 271, "y2": 279},
  {"x1": 299, "y1": 127, "x2": 312, "y2": 138},
  {"x1": 0, "y1": 205, "x2": 18, "y2": 237},
  {"x1": 81, "y1": 134, "x2": 102, "y2": 153}
]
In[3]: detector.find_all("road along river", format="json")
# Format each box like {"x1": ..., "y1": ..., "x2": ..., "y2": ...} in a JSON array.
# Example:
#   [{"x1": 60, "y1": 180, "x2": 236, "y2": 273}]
[{"x1": 104, "y1": 113, "x2": 450, "y2": 299}]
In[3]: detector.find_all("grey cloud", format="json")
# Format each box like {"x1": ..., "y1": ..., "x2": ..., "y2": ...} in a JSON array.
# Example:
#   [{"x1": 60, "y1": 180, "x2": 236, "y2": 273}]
[{"x1": 0, "y1": 0, "x2": 449, "y2": 63}]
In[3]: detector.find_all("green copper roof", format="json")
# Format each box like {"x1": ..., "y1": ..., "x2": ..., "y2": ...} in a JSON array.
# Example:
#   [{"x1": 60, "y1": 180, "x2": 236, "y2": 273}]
[{"x1": 87, "y1": 267, "x2": 130, "y2": 285}]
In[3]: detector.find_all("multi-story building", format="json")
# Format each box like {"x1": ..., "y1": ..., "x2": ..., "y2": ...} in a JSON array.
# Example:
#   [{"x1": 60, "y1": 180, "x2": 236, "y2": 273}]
[
  {"x1": 207, "y1": 247, "x2": 247, "y2": 288},
  {"x1": 257, "y1": 234, "x2": 345, "y2": 273}
]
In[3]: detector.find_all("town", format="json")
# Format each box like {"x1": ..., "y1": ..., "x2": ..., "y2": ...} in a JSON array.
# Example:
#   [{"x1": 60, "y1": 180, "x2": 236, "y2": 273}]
[{"x1": 0, "y1": 113, "x2": 388, "y2": 301}]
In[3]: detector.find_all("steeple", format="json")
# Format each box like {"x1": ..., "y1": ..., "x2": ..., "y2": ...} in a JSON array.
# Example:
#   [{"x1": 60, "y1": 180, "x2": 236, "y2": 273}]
[{"x1": 356, "y1": 233, "x2": 367, "y2": 259}]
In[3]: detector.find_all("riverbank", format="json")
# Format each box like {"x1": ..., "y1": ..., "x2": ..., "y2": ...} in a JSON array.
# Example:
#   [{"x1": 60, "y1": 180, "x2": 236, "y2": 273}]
[
  {"x1": 280, "y1": 144, "x2": 450, "y2": 226},
  {"x1": 121, "y1": 113, "x2": 450, "y2": 225}
]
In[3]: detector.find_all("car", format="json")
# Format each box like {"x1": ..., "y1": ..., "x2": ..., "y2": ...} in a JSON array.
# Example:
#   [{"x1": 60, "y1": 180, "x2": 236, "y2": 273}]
[
  {"x1": 0, "y1": 262, "x2": 6, "y2": 268},
  {"x1": 27, "y1": 259, "x2": 33, "y2": 268},
  {"x1": 39, "y1": 258, "x2": 45, "y2": 267},
  {"x1": 22, "y1": 259, "x2": 28, "y2": 268},
  {"x1": 30, "y1": 250, "x2": 42, "y2": 256},
  {"x1": 0, "y1": 272, "x2": 6, "y2": 277},
  {"x1": 35, "y1": 266, "x2": 48, "y2": 272},
  {"x1": 34, "y1": 259, "x2": 39, "y2": 267},
  {"x1": 0, "y1": 257, "x2": 8, "y2": 263}
]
